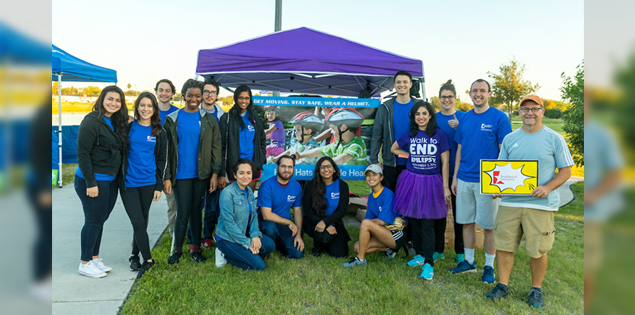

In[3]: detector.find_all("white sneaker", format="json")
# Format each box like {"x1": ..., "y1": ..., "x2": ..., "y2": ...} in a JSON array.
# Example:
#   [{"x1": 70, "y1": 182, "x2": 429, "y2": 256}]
[
  {"x1": 92, "y1": 258, "x2": 112, "y2": 272},
  {"x1": 215, "y1": 248, "x2": 227, "y2": 268},
  {"x1": 78, "y1": 261, "x2": 107, "y2": 278}
]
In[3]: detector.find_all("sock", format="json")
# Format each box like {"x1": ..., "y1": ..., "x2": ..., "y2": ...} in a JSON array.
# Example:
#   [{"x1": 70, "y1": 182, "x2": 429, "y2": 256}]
[
  {"x1": 465, "y1": 248, "x2": 475, "y2": 264},
  {"x1": 175, "y1": 247, "x2": 182, "y2": 253},
  {"x1": 485, "y1": 253, "x2": 496, "y2": 267},
  {"x1": 191, "y1": 245, "x2": 200, "y2": 252}
]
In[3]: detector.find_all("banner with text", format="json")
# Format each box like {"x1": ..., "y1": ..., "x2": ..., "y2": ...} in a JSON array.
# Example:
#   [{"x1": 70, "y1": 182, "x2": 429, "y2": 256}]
[{"x1": 480, "y1": 159, "x2": 539, "y2": 195}]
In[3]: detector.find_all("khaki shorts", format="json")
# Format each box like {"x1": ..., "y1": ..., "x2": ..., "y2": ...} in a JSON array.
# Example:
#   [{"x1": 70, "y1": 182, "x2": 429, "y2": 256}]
[
  {"x1": 455, "y1": 179, "x2": 500, "y2": 229},
  {"x1": 494, "y1": 206, "x2": 555, "y2": 258}
]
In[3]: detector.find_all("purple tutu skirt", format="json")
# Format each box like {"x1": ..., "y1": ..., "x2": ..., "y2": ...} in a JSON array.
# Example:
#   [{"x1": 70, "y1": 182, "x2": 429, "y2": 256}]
[{"x1": 394, "y1": 170, "x2": 448, "y2": 220}]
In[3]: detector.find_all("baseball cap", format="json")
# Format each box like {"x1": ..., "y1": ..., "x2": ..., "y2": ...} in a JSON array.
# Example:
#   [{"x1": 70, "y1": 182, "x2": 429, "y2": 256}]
[
  {"x1": 519, "y1": 95, "x2": 543, "y2": 107},
  {"x1": 364, "y1": 164, "x2": 383, "y2": 176}
]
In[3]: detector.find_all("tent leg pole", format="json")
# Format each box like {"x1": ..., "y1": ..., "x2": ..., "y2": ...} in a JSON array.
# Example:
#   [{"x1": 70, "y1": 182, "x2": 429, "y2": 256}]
[
  {"x1": 420, "y1": 79, "x2": 426, "y2": 101},
  {"x1": 58, "y1": 74, "x2": 63, "y2": 188}
]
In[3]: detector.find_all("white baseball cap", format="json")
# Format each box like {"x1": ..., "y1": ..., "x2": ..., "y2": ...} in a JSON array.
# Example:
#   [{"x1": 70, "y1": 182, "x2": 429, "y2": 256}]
[{"x1": 364, "y1": 164, "x2": 383, "y2": 176}]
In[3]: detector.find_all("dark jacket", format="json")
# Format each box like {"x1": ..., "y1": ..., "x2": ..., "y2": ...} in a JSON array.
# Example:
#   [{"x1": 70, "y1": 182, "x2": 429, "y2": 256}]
[
  {"x1": 76, "y1": 111, "x2": 122, "y2": 188},
  {"x1": 302, "y1": 179, "x2": 350, "y2": 240},
  {"x1": 119, "y1": 122, "x2": 168, "y2": 191},
  {"x1": 370, "y1": 97, "x2": 425, "y2": 166},
  {"x1": 218, "y1": 111, "x2": 266, "y2": 180},
  {"x1": 163, "y1": 108, "x2": 221, "y2": 188}
]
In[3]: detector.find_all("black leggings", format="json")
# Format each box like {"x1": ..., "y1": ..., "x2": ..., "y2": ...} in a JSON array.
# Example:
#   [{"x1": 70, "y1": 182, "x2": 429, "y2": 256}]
[
  {"x1": 120, "y1": 185, "x2": 155, "y2": 260},
  {"x1": 409, "y1": 217, "x2": 440, "y2": 267},
  {"x1": 306, "y1": 225, "x2": 349, "y2": 258},
  {"x1": 173, "y1": 178, "x2": 208, "y2": 251},
  {"x1": 75, "y1": 176, "x2": 118, "y2": 262}
]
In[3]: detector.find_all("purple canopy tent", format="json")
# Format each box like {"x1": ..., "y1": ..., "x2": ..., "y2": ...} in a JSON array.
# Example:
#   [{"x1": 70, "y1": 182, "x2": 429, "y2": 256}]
[{"x1": 196, "y1": 27, "x2": 425, "y2": 98}]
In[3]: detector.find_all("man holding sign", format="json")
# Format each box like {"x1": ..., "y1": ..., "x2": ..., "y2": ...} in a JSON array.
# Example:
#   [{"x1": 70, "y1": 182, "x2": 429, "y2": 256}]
[{"x1": 485, "y1": 95, "x2": 573, "y2": 308}]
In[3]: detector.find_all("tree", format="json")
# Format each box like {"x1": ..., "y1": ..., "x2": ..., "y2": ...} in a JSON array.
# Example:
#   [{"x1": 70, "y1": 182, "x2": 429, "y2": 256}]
[
  {"x1": 455, "y1": 100, "x2": 472, "y2": 112},
  {"x1": 429, "y1": 96, "x2": 442, "y2": 112},
  {"x1": 560, "y1": 60, "x2": 584, "y2": 167},
  {"x1": 487, "y1": 59, "x2": 540, "y2": 122},
  {"x1": 83, "y1": 86, "x2": 101, "y2": 96},
  {"x1": 52, "y1": 82, "x2": 59, "y2": 95},
  {"x1": 127, "y1": 83, "x2": 132, "y2": 90}
]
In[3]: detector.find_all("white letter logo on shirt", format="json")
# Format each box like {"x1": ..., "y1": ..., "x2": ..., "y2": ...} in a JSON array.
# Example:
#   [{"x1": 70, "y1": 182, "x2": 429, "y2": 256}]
[
  {"x1": 331, "y1": 192, "x2": 340, "y2": 199},
  {"x1": 147, "y1": 136, "x2": 156, "y2": 142},
  {"x1": 287, "y1": 195, "x2": 296, "y2": 202}
]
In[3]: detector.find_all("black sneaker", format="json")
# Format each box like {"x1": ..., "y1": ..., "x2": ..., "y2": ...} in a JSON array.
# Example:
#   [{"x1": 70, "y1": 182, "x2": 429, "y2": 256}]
[
  {"x1": 129, "y1": 255, "x2": 141, "y2": 271},
  {"x1": 191, "y1": 250, "x2": 207, "y2": 263},
  {"x1": 136, "y1": 261, "x2": 155, "y2": 279},
  {"x1": 486, "y1": 283, "x2": 509, "y2": 300},
  {"x1": 168, "y1": 251, "x2": 182, "y2": 265},
  {"x1": 528, "y1": 287, "x2": 544, "y2": 308}
]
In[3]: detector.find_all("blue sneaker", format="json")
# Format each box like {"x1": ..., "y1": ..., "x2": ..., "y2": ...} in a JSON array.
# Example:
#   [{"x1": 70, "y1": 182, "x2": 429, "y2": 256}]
[
  {"x1": 385, "y1": 249, "x2": 397, "y2": 259},
  {"x1": 419, "y1": 263, "x2": 434, "y2": 280},
  {"x1": 343, "y1": 257, "x2": 367, "y2": 268},
  {"x1": 482, "y1": 266, "x2": 495, "y2": 283},
  {"x1": 449, "y1": 260, "x2": 476, "y2": 274},
  {"x1": 406, "y1": 255, "x2": 425, "y2": 267},
  {"x1": 432, "y1": 252, "x2": 445, "y2": 262},
  {"x1": 528, "y1": 287, "x2": 544, "y2": 308},
  {"x1": 456, "y1": 254, "x2": 465, "y2": 264}
]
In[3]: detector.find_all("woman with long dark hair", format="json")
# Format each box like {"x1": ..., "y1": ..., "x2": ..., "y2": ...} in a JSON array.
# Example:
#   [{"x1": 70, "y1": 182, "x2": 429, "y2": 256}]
[
  {"x1": 163, "y1": 79, "x2": 221, "y2": 265},
  {"x1": 119, "y1": 92, "x2": 167, "y2": 278},
  {"x1": 215, "y1": 159, "x2": 275, "y2": 270},
  {"x1": 302, "y1": 157, "x2": 350, "y2": 258},
  {"x1": 218, "y1": 85, "x2": 266, "y2": 191},
  {"x1": 390, "y1": 101, "x2": 451, "y2": 280},
  {"x1": 75, "y1": 85, "x2": 128, "y2": 278}
]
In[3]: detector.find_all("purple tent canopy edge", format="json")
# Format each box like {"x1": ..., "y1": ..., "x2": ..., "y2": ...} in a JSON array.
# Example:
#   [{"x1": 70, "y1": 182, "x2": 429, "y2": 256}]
[{"x1": 196, "y1": 27, "x2": 424, "y2": 97}]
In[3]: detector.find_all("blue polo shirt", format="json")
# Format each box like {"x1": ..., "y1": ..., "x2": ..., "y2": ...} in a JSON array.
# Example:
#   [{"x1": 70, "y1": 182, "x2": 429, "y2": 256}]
[
  {"x1": 175, "y1": 110, "x2": 200, "y2": 180},
  {"x1": 257, "y1": 177, "x2": 302, "y2": 220},
  {"x1": 125, "y1": 121, "x2": 156, "y2": 188},
  {"x1": 365, "y1": 187, "x2": 397, "y2": 224}
]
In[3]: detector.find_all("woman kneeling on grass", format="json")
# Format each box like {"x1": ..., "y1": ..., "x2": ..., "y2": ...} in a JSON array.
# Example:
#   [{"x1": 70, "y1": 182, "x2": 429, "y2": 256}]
[
  {"x1": 215, "y1": 159, "x2": 275, "y2": 270},
  {"x1": 119, "y1": 92, "x2": 167, "y2": 278},
  {"x1": 302, "y1": 157, "x2": 350, "y2": 258},
  {"x1": 343, "y1": 164, "x2": 407, "y2": 267},
  {"x1": 390, "y1": 101, "x2": 451, "y2": 281}
]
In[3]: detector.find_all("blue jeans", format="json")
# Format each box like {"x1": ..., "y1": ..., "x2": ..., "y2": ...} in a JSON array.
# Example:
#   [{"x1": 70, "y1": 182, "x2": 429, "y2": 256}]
[
  {"x1": 75, "y1": 176, "x2": 118, "y2": 261},
  {"x1": 216, "y1": 235, "x2": 275, "y2": 270},
  {"x1": 259, "y1": 220, "x2": 304, "y2": 259},
  {"x1": 188, "y1": 188, "x2": 220, "y2": 244}
]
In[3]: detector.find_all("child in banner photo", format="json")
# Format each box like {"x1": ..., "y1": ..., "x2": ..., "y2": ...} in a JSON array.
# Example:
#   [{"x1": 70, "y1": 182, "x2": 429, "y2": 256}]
[
  {"x1": 390, "y1": 101, "x2": 451, "y2": 281},
  {"x1": 293, "y1": 108, "x2": 367, "y2": 165},
  {"x1": 264, "y1": 106, "x2": 285, "y2": 159},
  {"x1": 271, "y1": 112, "x2": 324, "y2": 164}
]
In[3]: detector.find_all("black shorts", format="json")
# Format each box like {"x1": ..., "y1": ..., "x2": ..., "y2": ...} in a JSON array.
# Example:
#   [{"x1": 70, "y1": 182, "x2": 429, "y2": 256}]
[{"x1": 390, "y1": 229, "x2": 407, "y2": 250}]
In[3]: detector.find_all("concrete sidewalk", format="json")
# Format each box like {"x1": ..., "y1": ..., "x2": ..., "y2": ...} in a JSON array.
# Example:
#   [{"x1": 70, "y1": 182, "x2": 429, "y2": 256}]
[{"x1": 52, "y1": 184, "x2": 168, "y2": 315}]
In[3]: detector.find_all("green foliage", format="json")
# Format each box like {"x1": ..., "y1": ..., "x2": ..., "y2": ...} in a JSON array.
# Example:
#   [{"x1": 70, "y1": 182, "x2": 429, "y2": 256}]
[
  {"x1": 488, "y1": 59, "x2": 540, "y2": 121},
  {"x1": 616, "y1": 52, "x2": 635, "y2": 151},
  {"x1": 218, "y1": 96, "x2": 234, "y2": 106},
  {"x1": 173, "y1": 93, "x2": 182, "y2": 102},
  {"x1": 125, "y1": 89, "x2": 137, "y2": 96},
  {"x1": 542, "y1": 98, "x2": 569, "y2": 111},
  {"x1": 544, "y1": 108, "x2": 564, "y2": 119},
  {"x1": 82, "y1": 86, "x2": 102, "y2": 96},
  {"x1": 429, "y1": 96, "x2": 442, "y2": 112},
  {"x1": 430, "y1": 96, "x2": 472, "y2": 113},
  {"x1": 561, "y1": 61, "x2": 584, "y2": 167}
]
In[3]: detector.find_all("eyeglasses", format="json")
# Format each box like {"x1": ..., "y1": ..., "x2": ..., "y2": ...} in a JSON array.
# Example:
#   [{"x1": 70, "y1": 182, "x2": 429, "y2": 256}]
[
  {"x1": 320, "y1": 164, "x2": 333, "y2": 170},
  {"x1": 519, "y1": 107, "x2": 543, "y2": 113},
  {"x1": 238, "y1": 97, "x2": 250, "y2": 101},
  {"x1": 203, "y1": 90, "x2": 218, "y2": 95},
  {"x1": 440, "y1": 95, "x2": 455, "y2": 99}
]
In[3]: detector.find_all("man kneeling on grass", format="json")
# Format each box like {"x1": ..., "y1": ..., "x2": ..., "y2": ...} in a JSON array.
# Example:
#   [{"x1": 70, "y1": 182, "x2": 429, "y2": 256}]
[{"x1": 343, "y1": 164, "x2": 407, "y2": 267}]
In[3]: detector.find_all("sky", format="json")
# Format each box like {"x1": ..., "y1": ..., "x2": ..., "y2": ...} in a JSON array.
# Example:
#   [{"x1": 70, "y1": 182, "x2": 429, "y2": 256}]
[{"x1": 51, "y1": 0, "x2": 584, "y2": 102}]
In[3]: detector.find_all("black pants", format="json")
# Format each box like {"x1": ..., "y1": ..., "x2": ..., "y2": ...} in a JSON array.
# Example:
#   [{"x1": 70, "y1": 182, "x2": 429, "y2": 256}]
[
  {"x1": 409, "y1": 217, "x2": 439, "y2": 267},
  {"x1": 75, "y1": 176, "x2": 118, "y2": 262},
  {"x1": 173, "y1": 178, "x2": 208, "y2": 251},
  {"x1": 306, "y1": 225, "x2": 349, "y2": 258},
  {"x1": 384, "y1": 164, "x2": 407, "y2": 192},
  {"x1": 441, "y1": 177, "x2": 463, "y2": 254},
  {"x1": 120, "y1": 185, "x2": 155, "y2": 260},
  {"x1": 27, "y1": 181, "x2": 52, "y2": 281}
]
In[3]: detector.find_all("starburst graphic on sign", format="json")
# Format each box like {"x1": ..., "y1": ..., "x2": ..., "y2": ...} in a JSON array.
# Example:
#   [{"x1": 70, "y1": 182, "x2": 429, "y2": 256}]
[{"x1": 485, "y1": 163, "x2": 534, "y2": 193}]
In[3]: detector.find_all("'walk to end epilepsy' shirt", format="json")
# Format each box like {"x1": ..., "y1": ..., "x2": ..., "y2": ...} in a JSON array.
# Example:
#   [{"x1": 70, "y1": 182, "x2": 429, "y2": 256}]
[
  {"x1": 397, "y1": 129, "x2": 449, "y2": 175},
  {"x1": 454, "y1": 107, "x2": 512, "y2": 182},
  {"x1": 125, "y1": 121, "x2": 157, "y2": 187},
  {"x1": 257, "y1": 177, "x2": 302, "y2": 220},
  {"x1": 176, "y1": 110, "x2": 200, "y2": 180},
  {"x1": 365, "y1": 187, "x2": 397, "y2": 224}
]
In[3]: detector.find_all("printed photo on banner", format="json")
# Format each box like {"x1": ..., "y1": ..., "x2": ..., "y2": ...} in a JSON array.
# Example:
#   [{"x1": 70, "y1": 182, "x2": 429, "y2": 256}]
[
  {"x1": 480, "y1": 160, "x2": 539, "y2": 195},
  {"x1": 254, "y1": 95, "x2": 380, "y2": 181}
]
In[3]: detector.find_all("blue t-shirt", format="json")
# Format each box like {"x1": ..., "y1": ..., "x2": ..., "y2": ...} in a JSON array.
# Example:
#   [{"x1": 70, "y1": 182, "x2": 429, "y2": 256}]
[
  {"x1": 393, "y1": 99, "x2": 414, "y2": 165},
  {"x1": 324, "y1": 179, "x2": 341, "y2": 217},
  {"x1": 125, "y1": 121, "x2": 157, "y2": 188},
  {"x1": 239, "y1": 113, "x2": 255, "y2": 160},
  {"x1": 175, "y1": 110, "x2": 200, "y2": 180},
  {"x1": 436, "y1": 111, "x2": 465, "y2": 175},
  {"x1": 397, "y1": 129, "x2": 449, "y2": 175},
  {"x1": 202, "y1": 104, "x2": 222, "y2": 122},
  {"x1": 498, "y1": 126, "x2": 574, "y2": 211},
  {"x1": 454, "y1": 107, "x2": 512, "y2": 182},
  {"x1": 159, "y1": 105, "x2": 179, "y2": 126},
  {"x1": 365, "y1": 187, "x2": 397, "y2": 224},
  {"x1": 257, "y1": 177, "x2": 303, "y2": 220},
  {"x1": 75, "y1": 116, "x2": 116, "y2": 182}
]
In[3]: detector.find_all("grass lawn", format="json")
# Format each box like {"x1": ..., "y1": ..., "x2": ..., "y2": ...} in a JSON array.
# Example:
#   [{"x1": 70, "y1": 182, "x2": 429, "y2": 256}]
[
  {"x1": 53, "y1": 163, "x2": 77, "y2": 189},
  {"x1": 121, "y1": 181, "x2": 584, "y2": 314}
]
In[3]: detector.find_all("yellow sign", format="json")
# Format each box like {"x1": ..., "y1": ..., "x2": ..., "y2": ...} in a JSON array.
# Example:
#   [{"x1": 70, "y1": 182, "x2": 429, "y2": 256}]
[{"x1": 480, "y1": 160, "x2": 538, "y2": 195}]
